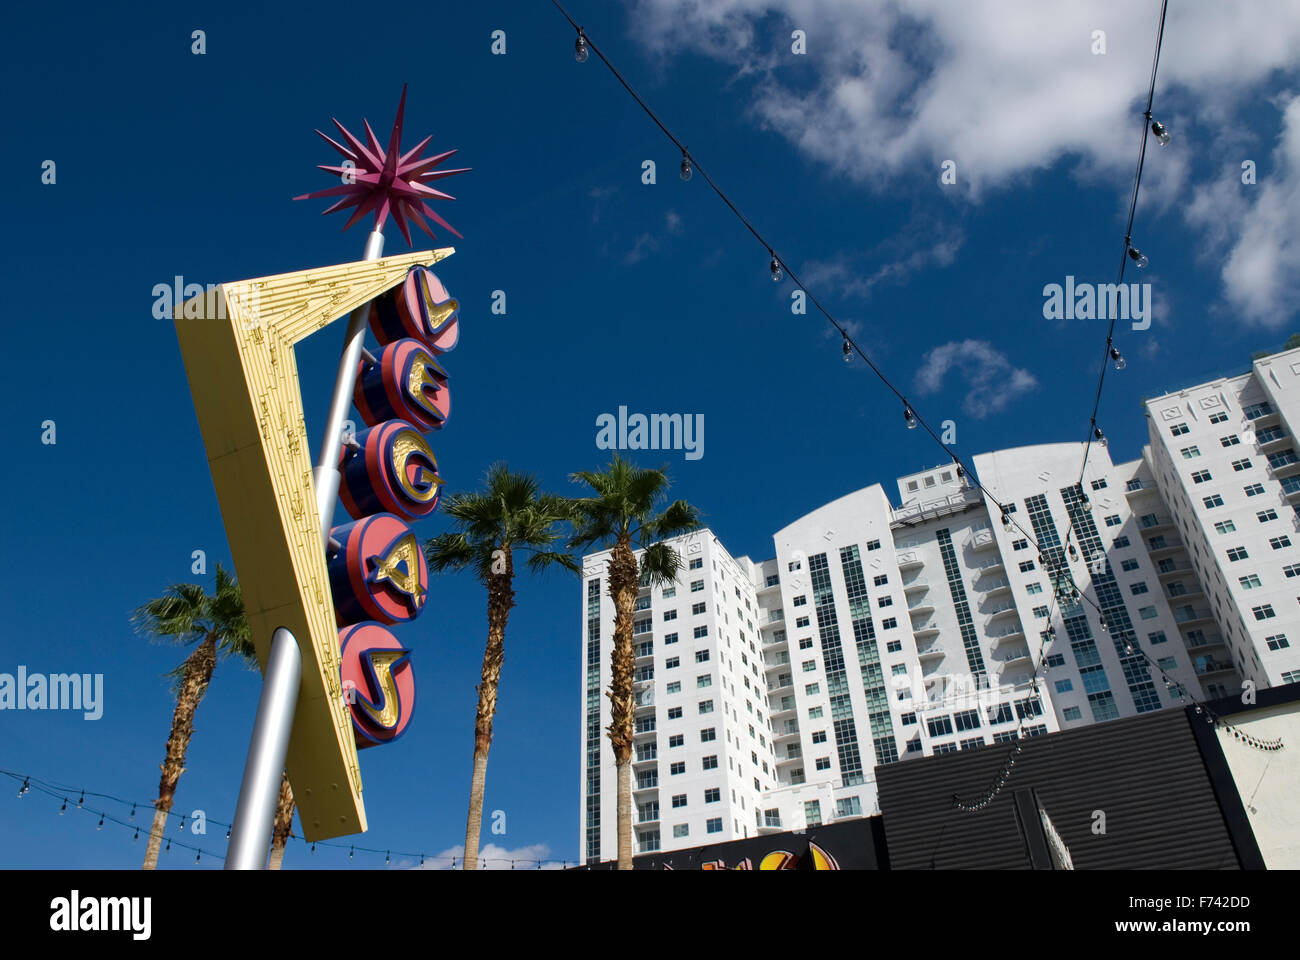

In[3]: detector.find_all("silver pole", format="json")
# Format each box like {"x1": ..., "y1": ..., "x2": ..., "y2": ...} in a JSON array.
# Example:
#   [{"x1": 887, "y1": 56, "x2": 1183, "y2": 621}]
[
  {"x1": 224, "y1": 228, "x2": 385, "y2": 869},
  {"x1": 314, "y1": 229, "x2": 385, "y2": 545},
  {"x1": 225, "y1": 627, "x2": 302, "y2": 869}
]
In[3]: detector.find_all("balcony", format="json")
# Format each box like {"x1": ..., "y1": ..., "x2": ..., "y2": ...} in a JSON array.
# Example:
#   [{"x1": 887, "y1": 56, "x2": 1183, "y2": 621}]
[
  {"x1": 990, "y1": 646, "x2": 1032, "y2": 666},
  {"x1": 989, "y1": 624, "x2": 1025, "y2": 646},
  {"x1": 1146, "y1": 536, "x2": 1186, "y2": 556},
  {"x1": 985, "y1": 602, "x2": 1018, "y2": 619},
  {"x1": 1138, "y1": 514, "x2": 1175, "y2": 531},
  {"x1": 897, "y1": 551, "x2": 924, "y2": 570},
  {"x1": 1194, "y1": 659, "x2": 1236, "y2": 677},
  {"x1": 971, "y1": 555, "x2": 1005, "y2": 573},
  {"x1": 1183, "y1": 631, "x2": 1226, "y2": 652},
  {"x1": 1256, "y1": 429, "x2": 1290, "y2": 453},
  {"x1": 1268, "y1": 454, "x2": 1300, "y2": 479},
  {"x1": 916, "y1": 642, "x2": 945, "y2": 660},
  {"x1": 1155, "y1": 560, "x2": 1195, "y2": 579},
  {"x1": 775, "y1": 726, "x2": 801, "y2": 741},
  {"x1": 633, "y1": 774, "x2": 659, "y2": 792},
  {"x1": 634, "y1": 747, "x2": 658, "y2": 764},
  {"x1": 902, "y1": 578, "x2": 930, "y2": 594},
  {"x1": 892, "y1": 488, "x2": 984, "y2": 527},
  {"x1": 912, "y1": 617, "x2": 941, "y2": 637},
  {"x1": 634, "y1": 688, "x2": 655, "y2": 709},
  {"x1": 1173, "y1": 606, "x2": 1214, "y2": 625},
  {"x1": 763, "y1": 629, "x2": 787, "y2": 647},
  {"x1": 976, "y1": 577, "x2": 1012, "y2": 596},
  {"x1": 767, "y1": 609, "x2": 785, "y2": 625},
  {"x1": 1166, "y1": 582, "x2": 1204, "y2": 601},
  {"x1": 967, "y1": 528, "x2": 997, "y2": 551},
  {"x1": 907, "y1": 597, "x2": 936, "y2": 614}
]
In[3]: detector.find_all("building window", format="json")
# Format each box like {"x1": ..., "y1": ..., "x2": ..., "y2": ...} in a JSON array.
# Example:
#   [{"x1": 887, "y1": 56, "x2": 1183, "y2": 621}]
[
  {"x1": 808, "y1": 706, "x2": 823, "y2": 719},
  {"x1": 665, "y1": 657, "x2": 680, "y2": 669},
  {"x1": 866, "y1": 539, "x2": 881, "y2": 551},
  {"x1": 1202, "y1": 494, "x2": 1225, "y2": 508},
  {"x1": 799, "y1": 637, "x2": 814, "y2": 649},
  {"x1": 1253, "y1": 604, "x2": 1277, "y2": 621},
  {"x1": 795, "y1": 616, "x2": 810, "y2": 628},
  {"x1": 698, "y1": 700, "x2": 714, "y2": 714},
  {"x1": 1121, "y1": 559, "x2": 1140, "y2": 572},
  {"x1": 1221, "y1": 434, "x2": 1241, "y2": 447},
  {"x1": 1091, "y1": 478, "x2": 1108, "y2": 490},
  {"x1": 954, "y1": 709, "x2": 980, "y2": 731},
  {"x1": 1019, "y1": 560, "x2": 1035, "y2": 572},
  {"x1": 1244, "y1": 401, "x2": 1274, "y2": 419},
  {"x1": 1113, "y1": 536, "x2": 1131, "y2": 548},
  {"x1": 1245, "y1": 483, "x2": 1266, "y2": 497},
  {"x1": 1055, "y1": 679, "x2": 1073, "y2": 693},
  {"x1": 1191, "y1": 470, "x2": 1212, "y2": 484},
  {"x1": 689, "y1": 558, "x2": 703, "y2": 570},
  {"x1": 815, "y1": 758, "x2": 832, "y2": 771},
  {"x1": 927, "y1": 716, "x2": 954, "y2": 737},
  {"x1": 1026, "y1": 583, "x2": 1043, "y2": 595},
  {"x1": 805, "y1": 682, "x2": 820, "y2": 695},
  {"x1": 900, "y1": 712, "x2": 917, "y2": 726},
  {"x1": 802, "y1": 659, "x2": 817, "y2": 672},
  {"x1": 1180, "y1": 446, "x2": 1201, "y2": 459},
  {"x1": 1270, "y1": 536, "x2": 1292, "y2": 550},
  {"x1": 812, "y1": 730, "x2": 828, "y2": 743},
  {"x1": 874, "y1": 574, "x2": 889, "y2": 586},
  {"x1": 670, "y1": 762, "x2": 686, "y2": 775},
  {"x1": 1104, "y1": 515, "x2": 1122, "y2": 527},
  {"x1": 1158, "y1": 657, "x2": 1178, "y2": 671},
  {"x1": 1258, "y1": 508, "x2": 1280, "y2": 522},
  {"x1": 1170, "y1": 423, "x2": 1189, "y2": 436},
  {"x1": 836, "y1": 797, "x2": 862, "y2": 818},
  {"x1": 1147, "y1": 631, "x2": 1167, "y2": 644},
  {"x1": 1265, "y1": 634, "x2": 1290, "y2": 650},
  {"x1": 793, "y1": 595, "x2": 807, "y2": 606},
  {"x1": 1063, "y1": 706, "x2": 1083, "y2": 721},
  {"x1": 887, "y1": 639, "x2": 903, "y2": 653},
  {"x1": 663, "y1": 632, "x2": 678, "y2": 645},
  {"x1": 666, "y1": 681, "x2": 681, "y2": 694},
  {"x1": 1138, "y1": 606, "x2": 1158, "y2": 620},
  {"x1": 1033, "y1": 605, "x2": 1049, "y2": 618},
  {"x1": 697, "y1": 674, "x2": 712, "y2": 688},
  {"x1": 702, "y1": 755, "x2": 718, "y2": 770},
  {"x1": 1012, "y1": 539, "x2": 1029, "y2": 550},
  {"x1": 1239, "y1": 574, "x2": 1263, "y2": 589},
  {"x1": 706, "y1": 818, "x2": 723, "y2": 834},
  {"x1": 1130, "y1": 582, "x2": 1149, "y2": 595},
  {"x1": 693, "y1": 626, "x2": 709, "y2": 639},
  {"x1": 662, "y1": 609, "x2": 677, "y2": 622},
  {"x1": 1210, "y1": 411, "x2": 1229, "y2": 424},
  {"x1": 690, "y1": 580, "x2": 704, "y2": 592},
  {"x1": 881, "y1": 617, "x2": 898, "y2": 629},
  {"x1": 1214, "y1": 520, "x2": 1237, "y2": 534},
  {"x1": 878, "y1": 596, "x2": 894, "y2": 608},
  {"x1": 1284, "y1": 564, "x2": 1300, "y2": 578},
  {"x1": 1231, "y1": 458, "x2": 1253, "y2": 472},
  {"x1": 704, "y1": 788, "x2": 721, "y2": 803},
  {"x1": 1227, "y1": 546, "x2": 1249, "y2": 562},
  {"x1": 669, "y1": 734, "x2": 684, "y2": 748},
  {"x1": 1046, "y1": 654, "x2": 1066, "y2": 667},
  {"x1": 668, "y1": 707, "x2": 682, "y2": 719}
]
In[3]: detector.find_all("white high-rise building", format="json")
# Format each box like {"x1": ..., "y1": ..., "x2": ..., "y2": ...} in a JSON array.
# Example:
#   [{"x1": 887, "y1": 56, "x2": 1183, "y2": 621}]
[
  {"x1": 579, "y1": 350, "x2": 1300, "y2": 863},
  {"x1": 1141, "y1": 349, "x2": 1300, "y2": 690}
]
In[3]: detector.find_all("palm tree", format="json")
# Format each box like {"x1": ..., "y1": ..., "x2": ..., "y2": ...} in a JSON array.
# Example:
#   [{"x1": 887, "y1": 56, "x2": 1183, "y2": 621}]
[
  {"x1": 568, "y1": 455, "x2": 701, "y2": 869},
  {"x1": 134, "y1": 564, "x2": 296, "y2": 869},
  {"x1": 133, "y1": 564, "x2": 253, "y2": 869},
  {"x1": 423, "y1": 464, "x2": 578, "y2": 870}
]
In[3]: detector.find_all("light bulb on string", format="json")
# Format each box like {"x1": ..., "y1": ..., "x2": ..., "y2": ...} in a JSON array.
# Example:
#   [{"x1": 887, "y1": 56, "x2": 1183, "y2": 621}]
[
  {"x1": 386, "y1": 851, "x2": 391, "y2": 865},
  {"x1": 574, "y1": 31, "x2": 589, "y2": 62},
  {"x1": 18, "y1": 777, "x2": 28, "y2": 798},
  {"x1": 769, "y1": 254, "x2": 783, "y2": 283},
  {"x1": 1150, "y1": 119, "x2": 1170, "y2": 146},
  {"x1": 129, "y1": 803, "x2": 136, "y2": 820},
  {"x1": 1094, "y1": 426, "x2": 1107, "y2": 448},
  {"x1": 680, "y1": 151, "x2": 692, "y2": 181},
  {"x1": 1127, "y1": 245, "x2": 1149, "y2": 268},
  {"x1": 1068, "y1": 543, "x2": 1079, "y2": 561},
  {"x1": 1110, "y1": 346, "x2": 1126, "y2": 371},
  {"x1": 1001, "y1": 509, "x2": 1012, "y2": 531},
  {"x1": 97, "y1": 814, "x2": 104, "y2": 830},
  {"x1": 195, "y1": 851, "x2": 201, "y2": 865},
  {"x1": 133, "y1": 827, "x2": 139, "y2": 841},
  {"x1": 904, "y1": 404, "x2": 918, "y2": 430},
  {"x1": 77, "y1": 791, "x2": 83, "y2": 808},
  {"x1": 842, "y1": 336, "x2": 852, "y2": 363},
  {"x1": 59, "y1": 798, "x2": 67, "y2": 815}
]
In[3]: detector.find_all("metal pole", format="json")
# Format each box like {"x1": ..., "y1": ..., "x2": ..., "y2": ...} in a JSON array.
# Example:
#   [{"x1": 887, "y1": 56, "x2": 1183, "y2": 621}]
[
  {"x1": 224, "y1": 229, "x2": 384, "y2": 869},
  {"x1": 314, "y1": 229, "x2": 386, "y2": 545},
  {"x1": 225, "y1": 627, "x2": 302, "y2": 869}
]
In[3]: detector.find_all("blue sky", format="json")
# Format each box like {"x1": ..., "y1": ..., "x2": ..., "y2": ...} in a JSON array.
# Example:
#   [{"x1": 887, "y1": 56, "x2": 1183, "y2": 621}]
[{"x1": 2, "y1": 0, "x2": 1299, "y2": 867}]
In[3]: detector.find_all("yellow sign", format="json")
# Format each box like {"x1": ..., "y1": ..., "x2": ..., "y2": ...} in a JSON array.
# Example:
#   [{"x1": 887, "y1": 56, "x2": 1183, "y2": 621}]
[{"x1": 174, "y1": 248, "x2": 453, "y2": 840}]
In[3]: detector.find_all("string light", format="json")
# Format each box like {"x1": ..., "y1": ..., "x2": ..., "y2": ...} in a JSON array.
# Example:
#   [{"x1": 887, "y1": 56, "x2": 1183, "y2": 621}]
[
  {"x1": 769, "y1": 253, "x2": 783, "y2": 283},
  {"x1": 17, "y1": 777, "x2": 29, "y2": 798},
  {"x1": 1110, "y1": 346, "x2": 1126, "y2": 371},
  {"x1": 574, "y1": 30, "x2": 589, "y2": 63},
  {"x1": 59, "y1": 798, "x2": 66, "y2": 815},
  {"x1": 680, "y1": 150, "x2": 692, "y2": 182},
  {"x1": 1126, "y1": 244, "x2": 1149, "y2": 268},
  {"x1": 97, "y1": 814, "x2": 104, "y2": 830},
  {"x1": 842, "y1": 335, "x2": 853, "y2": 363},
  {"x1": 1093, "y1": 426, "x2": 1107, "y2": 448},
  {"x1": 1150, "y1": 118, "x2": 1170, "y2": 146},
  {"x1": 1001, "y1": 508, "x2": 1013, "y2": 531},
  {"x1": 904, "y1": 404, "x2": 917, "y2": 430}
]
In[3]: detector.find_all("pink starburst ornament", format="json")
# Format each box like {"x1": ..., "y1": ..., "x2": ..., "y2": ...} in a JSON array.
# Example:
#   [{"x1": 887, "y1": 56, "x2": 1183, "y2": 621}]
[{"x1": 294, "y1": 84, "x2": 469, "y2": 245}]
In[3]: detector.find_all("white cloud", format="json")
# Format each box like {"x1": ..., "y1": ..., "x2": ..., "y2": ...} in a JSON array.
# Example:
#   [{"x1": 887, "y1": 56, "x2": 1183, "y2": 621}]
[
  {"x1": 413, "y1": 842, "x2": 565, "y2": 870},
  {"x1": 629, "y1": 0, "x2": 1300, "y2": 321},
  {"x1": 915, "y1": 339, "x2": 1038, "y2": 418}
]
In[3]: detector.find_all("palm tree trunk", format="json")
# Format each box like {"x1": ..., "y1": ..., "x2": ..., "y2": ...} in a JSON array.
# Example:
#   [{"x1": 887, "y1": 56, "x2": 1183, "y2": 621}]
[
  {"x1": 268, "y1": 773, "x2": 294, "y2": 870},
  {"x1": 143, "y1": 634, "x2": 218, "y2": 870},
  {"x1": 607, "y1": 535, "x2": 639, "y2": 870},
  {"x1": 464, "y1": 564, "x2": 516, "y2": 870}
]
